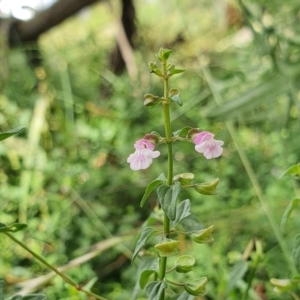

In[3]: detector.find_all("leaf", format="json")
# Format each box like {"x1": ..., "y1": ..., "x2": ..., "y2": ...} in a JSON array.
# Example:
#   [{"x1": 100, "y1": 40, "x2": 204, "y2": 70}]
[
  {"x1": 0, "y1": 127, "x2": 25, "y2": 142},
  {"x1": 145, "y1": 279, "x2": 167, "y2": 300},
  {"x1": 168, "y1": 88, "x2": 183, "y2": 107},
  {"x1": 172, "y1": 200, "x2": 191, "y2": 227},
  {"x1": 292, "y1": 233, "x2": 300, "y2": 272},
  {"x1": 281, "y1": 197, "x2": 300, "y2": 231},
  {"x1": 139, "y1": 270, "x2": 158, "y2": 289},
  {"x1": 226, "y1": 260, "x2": 249, "y2": 294},
  {"x1": 140, "y1": 174, "x2": 166, "y2": 207},
  {"x1": 169, "y1": 69, "x2": 185, "y2": 76},
  {"x1": 0, "y1": 223, "x2": 28, "y2": 233},
  {"x1": 280, "y1": 164, "x2": 300, "y2": 179},
  {"x1": 176, "y1": 292, "x2": 194, "y2": 300},
  {"x1": 206, "y1": 75, "x2": 288, "y2": 121},
  {"x1": 132, "y1": 227, "x2": 160, "y2": 263},
  {"x1": 0, "y1": 279, "x2": 5, "y2": 300},
  {"x1": 173, "y1": 126, "x2": 193, "y2": 138},
  {"x1": 157, "y1": 182, "x2": 181, "y2": 221},
  {"x1": 7, "y1": 295, "x2": 46, "y2": 300}
]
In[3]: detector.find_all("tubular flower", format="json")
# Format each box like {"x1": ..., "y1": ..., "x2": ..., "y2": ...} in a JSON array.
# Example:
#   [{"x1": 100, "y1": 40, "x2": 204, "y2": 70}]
[
  {"x1": 127, "y1": 139, "x2": 160, "y2": 170},
  {"x1": 193, "y1": 131, "x2": 224, "y2": 159}
]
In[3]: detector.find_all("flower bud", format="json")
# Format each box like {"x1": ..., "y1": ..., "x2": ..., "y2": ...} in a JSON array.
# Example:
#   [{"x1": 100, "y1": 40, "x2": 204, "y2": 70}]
[{"x1": 173, "y1": 173, "x2": 194, "y2": 186}]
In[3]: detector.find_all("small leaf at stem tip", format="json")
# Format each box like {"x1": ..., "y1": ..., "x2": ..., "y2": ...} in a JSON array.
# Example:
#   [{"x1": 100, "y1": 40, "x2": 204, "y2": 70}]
[
  {"x1": 194, "y1": 178, "x2": 219, "y2": 195},
  {"x1": 173, "y1": 173, "x2": 194, "y2": 186},
  {"x1": 156, "y1": 48, "x2": 173, "y2": 62},
  {"x1": 184, "y1": 277, "x2": 208, "y2": 296},
  {"x1": 169, "y1": 69, "x2": 185, "y2": 75},
  {"x1": 154, "y1": 239, "x2": 180, "y2": 257},
  {"x1": 0, "y1": 126, "x2": 25, "y2": 141},
  {"x1": 191, "y1": 225, "x2": 214, "y2": 244},
  {"x1": 175, "y1": 255, "x2": 196, "y2": 273}
]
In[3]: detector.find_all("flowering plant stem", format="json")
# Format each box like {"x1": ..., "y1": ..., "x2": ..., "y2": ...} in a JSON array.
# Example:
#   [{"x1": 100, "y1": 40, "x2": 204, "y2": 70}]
[
  {"x1": 4, "y1": 232, "x2": 108, "y2": 300},
  {"x1": 159, "y1": 61, "x2": 173, "y2": 300}
]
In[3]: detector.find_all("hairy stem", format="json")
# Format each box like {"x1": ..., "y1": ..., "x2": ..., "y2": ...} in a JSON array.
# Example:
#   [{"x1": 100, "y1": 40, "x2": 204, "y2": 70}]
[{"x1": 158, "y1": 61, "x2": 173, "y2": 300}]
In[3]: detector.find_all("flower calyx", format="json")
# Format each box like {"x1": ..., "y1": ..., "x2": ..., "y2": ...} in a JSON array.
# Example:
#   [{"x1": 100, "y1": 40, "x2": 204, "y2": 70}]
[
  {"x1": 154, "y1": 239, "x2": 180, "y2": 257},
  {"x1": 194, "y1": 178, "x2": 219, "y2": 195}
]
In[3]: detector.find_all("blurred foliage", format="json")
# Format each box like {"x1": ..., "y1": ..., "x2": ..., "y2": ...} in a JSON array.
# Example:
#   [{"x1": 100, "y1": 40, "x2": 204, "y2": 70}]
[{"x1": 1, "y1": 0, "x2": 300, "y2": 299}]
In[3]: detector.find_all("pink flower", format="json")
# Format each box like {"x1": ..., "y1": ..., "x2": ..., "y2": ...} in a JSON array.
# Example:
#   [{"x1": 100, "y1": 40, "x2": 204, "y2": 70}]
[
  {"x1": 193, "y1": 131, "x2": 224, "y2": 159},
  {"x1": 127, "y1": 139, "x2": 160, "y2": 170}
]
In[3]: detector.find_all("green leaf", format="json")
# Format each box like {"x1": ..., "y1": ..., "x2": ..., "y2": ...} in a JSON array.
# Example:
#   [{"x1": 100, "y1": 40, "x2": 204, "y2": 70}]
[
  {"x1": 145, "y1": 279, "x2": 167, "y2": 300},
  {"x1": 191, "y1": 225, "x2": 214, "y2": 244},
  {"x1": 280, "y1": 164, "x2": 300, "y2": 178},
  {"x1": 139, "y1": 270, "x2": 158, "y2": 289},
  {"x1": 132, "y1": 227, "x2": 160, "y2": 263},
  {"x1": 0, "y1": 127, "x2": 25, "y2": 142},
  {"x1": 6, "y1": 295, "x2": 46, "y2": 300},
  {"x1": 292, "y1": 234, "x2": 300, "y2": 272},
  {"x1": 169, "y1": 69, "x2": 185, "y2": 76},
  {"x1": 140, "y1": 174, "x2": 166, "y2": 207},
  {"x1": 184, "y1": 277, "x2": 208, "y2": 296},
  {"x1": 168, "y1": 88, "x2": 183, "y2": 106},
  {"x1": 176, "y1": 292, "x2": 194, "y2": 300},
  {"x1": 157, "y1": 182, "x2": 181, "y2": 221},
  {"x1": 0, "y1": 279, "x2": 6, "y2": 300},
  {"x1": 173, "y1": 126, "x2": 193, "y2": 138},
  {"x1": 205, "y1": 75, "x2": 288, "y2": 121},
  {"x1": 172, "y1": 200, "x2": 191, "y2": 227},
  {"x1": 281, "y1": 197, "x2": 300, "y2": 231},
  {"x1": 0, "y1": 223, "x2": 28, "y2": 233},
  {"x1": 226, "y1": 260, "x2": 249, "y2": 294},
  {"x1": 175, "y1": 255, "x2": 195, "y2": 273}
]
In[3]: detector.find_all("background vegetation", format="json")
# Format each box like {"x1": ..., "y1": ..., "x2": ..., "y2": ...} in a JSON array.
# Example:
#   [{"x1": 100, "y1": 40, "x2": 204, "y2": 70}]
[{"x1": 1, "y1": 0, "x2": 300, "y2": 299}]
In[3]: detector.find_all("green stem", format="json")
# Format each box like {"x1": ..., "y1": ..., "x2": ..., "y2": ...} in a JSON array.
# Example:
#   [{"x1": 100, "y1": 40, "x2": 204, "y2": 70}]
[
  {"x1": 158, "y1": 61, "x2": 174, "y2": 300},
  {"x1": 4, "y1": 232, "x2": 108, "y2": 300}
]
